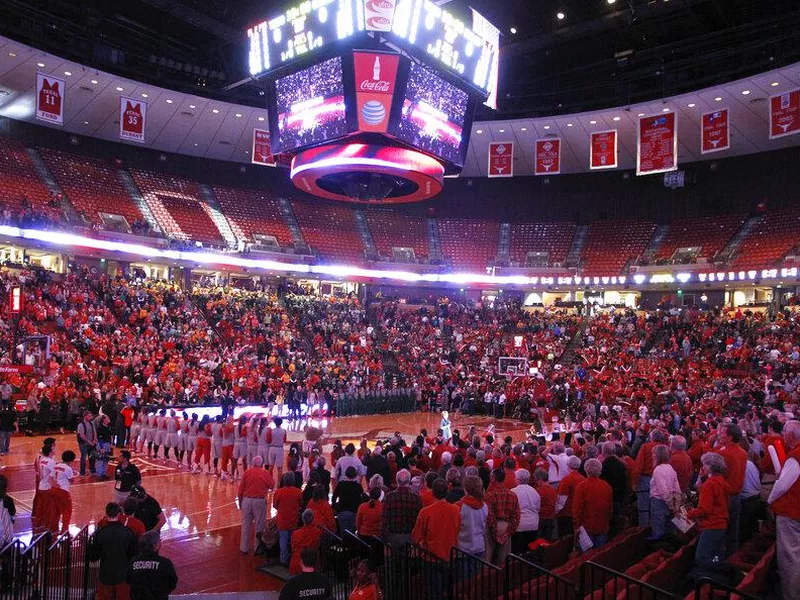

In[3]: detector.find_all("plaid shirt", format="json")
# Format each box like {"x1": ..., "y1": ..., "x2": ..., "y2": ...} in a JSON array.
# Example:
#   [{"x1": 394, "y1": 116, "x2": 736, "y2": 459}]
[
  {"x1": 485, "y1": 482, "x2": 520, "y2": 536},
  {"x1": 382, "y1": 486, "x2": 422, "y2": 536}
]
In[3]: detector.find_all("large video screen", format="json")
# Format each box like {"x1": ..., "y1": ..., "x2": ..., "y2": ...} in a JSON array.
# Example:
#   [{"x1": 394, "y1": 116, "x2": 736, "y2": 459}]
[
  {"x1": 273, "y1": 56, "x2": 347, "y2": 153},
  {"x1": 394, "y1": 62, "x2": 470, "y2": 165}
]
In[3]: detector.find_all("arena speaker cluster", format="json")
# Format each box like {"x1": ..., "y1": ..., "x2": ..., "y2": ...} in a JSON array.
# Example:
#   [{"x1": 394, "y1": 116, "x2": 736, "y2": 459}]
[{"x1": 246, "y1": 0, "x2": 500, "y2": 203}]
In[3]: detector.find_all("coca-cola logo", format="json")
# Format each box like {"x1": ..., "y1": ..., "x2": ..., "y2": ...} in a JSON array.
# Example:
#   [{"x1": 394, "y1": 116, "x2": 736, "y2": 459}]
[
  {"x1": 365, "y1": 0, "x2": 394, "y2": 11},
  {"x1": 367, "y1": 15, "x2": 391, "y2": 28},
  {"x1": 360, "y1": 80, "x2": 391, "y2": 92}
]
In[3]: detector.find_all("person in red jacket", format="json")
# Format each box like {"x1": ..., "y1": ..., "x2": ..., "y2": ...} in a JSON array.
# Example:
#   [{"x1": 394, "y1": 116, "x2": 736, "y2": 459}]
[
  {"x1": 688, "y1": 453, "x2": 730, "y2": 572},
  {"x1": 573, "y1": 459, "x2": 613, "y2": 549},
  {"x1": 715, "y1": 423, "x2": 747, "y2": 555},
  {"x1": 555, "y1": 456, "x2": 584, "y2": 537},
  {"x1": 412, "y1": 478, "x2": 460, "y2": 561},
  {"x1": 274, "y1": 472, "x2": 303, "y2": 566},
  {"x1": 768, "y1": 420, "x2": 800, "y2": 600}
]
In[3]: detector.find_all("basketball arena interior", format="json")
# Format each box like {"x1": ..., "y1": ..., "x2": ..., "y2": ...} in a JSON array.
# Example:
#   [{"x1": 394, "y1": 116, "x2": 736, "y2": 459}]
[{"x1": 0, "y1": 0, "x2": 799, "y2": 599}]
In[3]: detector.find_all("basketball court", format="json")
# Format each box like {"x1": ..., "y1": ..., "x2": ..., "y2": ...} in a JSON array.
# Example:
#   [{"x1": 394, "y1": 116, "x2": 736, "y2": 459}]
[{"x1": 2, "y1": 411, "x2": 533, "y2": 595}]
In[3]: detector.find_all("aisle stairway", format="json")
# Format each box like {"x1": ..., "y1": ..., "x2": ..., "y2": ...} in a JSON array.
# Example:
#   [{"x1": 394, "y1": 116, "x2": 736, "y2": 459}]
[
  {"x1": 496, "y1": 222, "x2": 511, "y2": 264},
  {"x1": 427, "y1": 217, "x2": 442, "y2": 261},
  {"x1": 117, "y1": 169, "x2": 161, "y2": 233},
  {"x1": 557, "y1": 317, "x2": 590, "y2": 366},
  {"x1": 354, "y1": 209, "x2": 378, "y2": 260},
  {"x1": 199, "y1": 184, "x2": 241, "y2": 249},
  {"x1": 277, "y1": 197, "x2": 309, "y2": 252},
  {"x1": 718, "y1": 214, "x2": 764, "y2": 263},
  {"x1": 25, "y1": 148, "x2": 83, "y2": 224},
  {"x1": 642, "y1": 224, "x2": 669, "y2": 262},
  {"x1": 564, "y1": 225, "x2": 588, "y2": 267}
]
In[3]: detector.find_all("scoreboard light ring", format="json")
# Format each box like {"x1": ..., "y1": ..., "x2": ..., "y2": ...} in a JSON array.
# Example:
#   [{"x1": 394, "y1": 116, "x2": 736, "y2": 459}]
[{"x1": 290, "y1": 143, "x2": 444, "y2": 203}]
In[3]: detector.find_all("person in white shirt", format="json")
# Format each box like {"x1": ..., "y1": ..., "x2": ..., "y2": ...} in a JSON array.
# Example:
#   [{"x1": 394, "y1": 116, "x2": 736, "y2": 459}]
[
  {"x1": 544, "y1": 442, "x2": 570, "y2": 487},
  {"x1": 511, "y1": 469, "x2": 541, "y2": 554},
  {"x1": 31, "y1": 439, "x2": 57, "y2": 534},
  {"x1": 649, "y1": 445, "x2": 682, "y2": 541},
  {"x1": 333, "y1": 443, "x2": 364, "y2": 484},
  {"x1": 50, "y1": 450, "x2": 76, "y2": 534}
]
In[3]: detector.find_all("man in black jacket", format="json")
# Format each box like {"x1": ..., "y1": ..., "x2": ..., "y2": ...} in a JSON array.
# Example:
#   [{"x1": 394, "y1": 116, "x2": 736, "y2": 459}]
[
  {"x1": 127, "y1": 531, "x2": 178, "y2": 600},
  {"x1": 89, "y1": 503, "x2": 137, "y2": 599},
  {"x1": 599, "y1": 441, "x2": 629, "y2": 536}
]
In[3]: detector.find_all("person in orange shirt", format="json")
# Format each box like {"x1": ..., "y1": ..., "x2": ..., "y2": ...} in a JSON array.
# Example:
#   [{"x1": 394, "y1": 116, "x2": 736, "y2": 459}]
[
  {"x1": 555, "y1": 456, "x2": 585, "y2": 537},
  {"x1": 289, "y1": 510, "x2": 322, "y2": 575},
  {"x1": 274, "y1": 472, "x2": 303, "y2": 566},
  {"x1": 356, "y1": 488, "x2": 383, "y2": 539},
  {"x1": 668, "y1": 436, "x2": 694, "y2": 493},
  {"x1": 348, "y1": 559, "x2": 381, "y2": 600},
  {"x1": 715, "y1": 423, "x2": 747, "y2": 555},
  {"x1": 688, "y1": 453, "x2": 730, "y2": 572},
  {"x1": 412, "y1": 479, "x2": 461, "y2": 561},
  {"x1": 419, "y1": 472, "x2": 438, "y2": 507},
  {"x1": 238, "y1": 455, "x2": 275, "y2": 554},
  {"x1": 573, "y1": 459, "x2": 613, "y2": 549}
]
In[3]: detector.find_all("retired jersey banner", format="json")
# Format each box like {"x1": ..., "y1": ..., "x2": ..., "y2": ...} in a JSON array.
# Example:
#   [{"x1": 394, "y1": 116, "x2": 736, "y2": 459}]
[
  {"x1": 252, "y1": 129, "x2": 276, "y2": 166},
  {"x1": 119, "y1": 97, "x2": 147, "y2": 143},
  {"x1": 770, "y1": 89, "x2": 800, "y2": 139},
  {"x1": 353, "y1": 51, "x2": 400, "y2": 133},
  {"x1": 35, "y1": 73, "x2": 65, "y2": 125},
  {"x1": 637, "y1": 112, "x2": 677, "y2": 176},
  {"x1": 487, "y1": 142, "x2": 513, "y2": 178},
  {"x1": 590, "y1": 130, "x2": 617, "y2": 170},
  {"x1": 534, "y1": 138, "x2": 561, "y2": 175},
  {"x1": 701, "y1": 109, "x2": 729, "y2": 154}
]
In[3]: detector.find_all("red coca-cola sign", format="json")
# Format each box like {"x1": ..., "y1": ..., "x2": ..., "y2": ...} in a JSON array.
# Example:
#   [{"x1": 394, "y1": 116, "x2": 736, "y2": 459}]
[
  {"x1": 360, "y1": 80, "x2": 391, "y2": 92},
  {"x1": 353, "y1": 51, "x2": 400, "y2": 133}
]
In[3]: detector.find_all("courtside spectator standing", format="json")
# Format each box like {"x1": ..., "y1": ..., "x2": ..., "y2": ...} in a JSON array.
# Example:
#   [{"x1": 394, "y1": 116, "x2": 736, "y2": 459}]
[
  {"x1": 381, "y1": 469, "x2": 421, "y2": 548},
  {"x1": 768, "y1": 420, "x2": 800, "y2": 600},
  {"x1": 114, "y1": 451, "x2": 141, "y2": 505},
  {"x1": 127, "y1": 531, "x2": 178, "y2": 600},
  {"x1": 238, "y1": 455, "x2": 274, "y2": 554},
  {"x1": 279, "y1": 548, "x2": 332, "y2": 600},
  {"x1": 0, "y1": 403, "x2": 18, "y2": 456},
  {"x1": 77, "y1": 411, "x2": 98, "y2": 477},
  {"x1": 90, "y1": 502, "x2": 137, "y2": 600},
  {"x1": 130, "y1": 485, "x2": 166, "y2": 532}
]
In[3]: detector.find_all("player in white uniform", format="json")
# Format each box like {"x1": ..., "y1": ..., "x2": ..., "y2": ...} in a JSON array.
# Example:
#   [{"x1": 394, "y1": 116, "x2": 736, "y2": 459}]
[
  {"x1": 210, "y1": 416, "x2": 224, "y2": 476},
  {"x1": 256, "y1": 417, "x2": 270, "y2": 464},
  {"x1": 232, "y1": 416, "x2": 249, "y2": 479},
  {"x1": 50, "y1": 450, "x2": 76, "y2": 534},
  {"x1": 130, "y1": 411, "x2": 140, "y2": 451},
  {"x1": 164, "y1": 409, "x2": 179, "y2": 461},
  {"x1": 246, "y1": 415, "x2": 259, "y2": 466},
  {"x1": 176, "y1": 411, "x2": 189, "y2": 468},
  {"x1": 186, "y1": 415, "x2": 199, "y2": 468},
  {"x1": 145, "y1": 411, "x2": 158, "y2": 457},
  {"x1": 154, "y1": 409, "x2": 167, "y2": 459}
]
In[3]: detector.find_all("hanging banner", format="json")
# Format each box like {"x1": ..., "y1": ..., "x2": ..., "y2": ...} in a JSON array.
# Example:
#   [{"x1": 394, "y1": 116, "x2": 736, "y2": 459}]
[
  {"x1": 534, "y1": 138, "x2": 561, "y2": 175},
  {"x1": 252, "y1": 129, "x2": 276, "y2": 166},
  {"x1": 364, "y1": 0, "x2": 397, "y2": 32},
  {"x1": 770, "y1": 89, "x2": 800, "y2": 139},
  {"x1": 590, "y1": 130, "x2": 617, "y2": 170},
  {"x1": 35, "y1": 73, "x2": 65, "y2": 125},
  {"x1": 637, "y1": 112, "x2": 677, "y2": 176},
  {"x1": 701, "y1": 109, "x2": 729, "y2": 154},
  {"x1": 353, "y1": 51, "x2": 400, "y2": 133},
  {"x1": 487, "y1": 142, "x2": 513, "y2": 177},
  {"x1": 119, "y1": 97, "x2": 147, "y2": 143}
]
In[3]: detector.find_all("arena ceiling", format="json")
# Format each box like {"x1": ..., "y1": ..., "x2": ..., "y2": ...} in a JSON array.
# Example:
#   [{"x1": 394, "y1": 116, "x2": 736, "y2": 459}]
[
  {"x1": 2, "y1": 34, "x2": 800, "y2": 176},
  {"x1": 2, "y1": 0, "x2": 799, "y2": 119}
]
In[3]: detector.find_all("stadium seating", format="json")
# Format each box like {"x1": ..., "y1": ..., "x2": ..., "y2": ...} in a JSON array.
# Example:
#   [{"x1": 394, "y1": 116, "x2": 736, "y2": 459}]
[
  {"x1": 509, "y1": 221, "x2": 577, "y2": 266},
  {"x1": 0, "y1": 138, "x2": 56, "y2": 217},
  {"x1": 212, "y1": 185, "x2": 293, "y2": 249},
  {"x1": 732, "y1": 206, "x2": 800, "y2": 269},
  {"x1": 437, "y1": 218, "x2": 500, "y2": 270},
  {"x1": 291, "y1": 199, "x2": 365, "y2": 262},
  {"x1": 365, "y1": 210, "x2": 429, "y2": 260},
  {"x1": 38, "y1": 148, "x2": 143, "y2": 227},
  {"x1": 581, "y1": 220, "x2": 656, "y2": 275},
  {"x1": 654, "y1": 213, "x2": 747, "y2": 262},
  {"x1": 130, "y1": 170, "x2": 225, "y2": 246}
]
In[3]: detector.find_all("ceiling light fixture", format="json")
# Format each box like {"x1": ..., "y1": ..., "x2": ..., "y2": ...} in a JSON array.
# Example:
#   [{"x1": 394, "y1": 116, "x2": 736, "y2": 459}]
[
  {"x1": 771, "y1": 82, "x2": 779, "y2": 87},
  {"x1": 612, "y1": 116, "x2": 621, "y2": 121},
  {"x1": 90, "y1": 79, "x2": 98, "y2": 84},
  {"x1": 166, "y1": 99, "x2": 173, "y2": 103},
  {"x1": 520, "y1": 127, "x2": 527, "y2": 131},
  {"x1": 566, "y1": 123, "x2": 573, "y2": 127},
  {"x1": 115, "y1": 86, "x2": 123, "y2": 91},
  {"x1": 189, "y1": 104, "x2": 196, "y2": 109},
  {"x1": 8, "y1": 52, "x2": 16, "y2": 58},
  {"x1": 257, "y1": 116, "x2": 265, "y2": 121},
  {"x1": 235, "y1": 113, "x2": 243, "y2": 118},
  {"x1": 543, "y1": 125, "x2": 551, "y2": 130},
  {"x1": 476, "y1": 129, "x2": 482, "y2": 134},
  {"x1": 499, "y1": 129, "x2": 505, "y2": 132},
  {"x1": 37, "y1": 62, "x2": 45, "y2": 68},
  {"x1": 714, "y1": 97, "x2": 722, "y2": 102},
  {"x1": 589, "y1": 120, "x2": 597, "y2": 124},
  {"x1": 510, "y1": 27, "x2": 517, "y2": 34},
  {"x1": 741, "y1": 89, "x2": 751, "y2": 95},
  {"x1": 637, "y1": 113, "x2": 645, "y2": 117},
  {"x1": 556, "y1": 11, "x2": 566, "y2": 20},
  {"x1": 141, "y1": 93, "x2": 149, "y2": 98},
  {"x1": 212, "y1": 109, "x2": 220, "y2": 114},
  {"x1": 688, "y1": 103, "x2": 696, "y2": 108},
  {"x1": 64, "y1": 71, "x2": 72, "y2": 76},
  {"x1": 662, "y1": 108, "x2": 670, "y2": 112}
]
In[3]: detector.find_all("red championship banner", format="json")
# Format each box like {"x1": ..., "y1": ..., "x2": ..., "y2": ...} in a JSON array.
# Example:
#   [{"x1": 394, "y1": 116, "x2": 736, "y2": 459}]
[
  {"x1": 770, "y1": 89, "x2": 800, "y2": 139},
  {"x1": 701, "y1": 109, "x2": 729, "y2": 154},
  {"x1": 354, "y1": 51, "x2": 400, "y2": 133},
  {"x1": 637, "y1": 112, "x2": 677, "y2": 176},
  {"x1": 252, "y1": 129, "x2": 276, "y2": 166},
  {"x1": 364, "y1": 0, "x2": 397, "y2": 32},
  {"x1": 487, "y1": 142, "x2": 513, "y2": 178},
  {"x1": 119, "y1": 97, "x2": 147, "y2": 143},
  {"x1": 534, "y1": 138, "x2": 561, "y2": 175},
  {"x1": 590, "y1": 130, "x2": 617, "y2": 170},
  {"x1": 35, "y1": 72, "x2": 65, "y2": 125}
]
